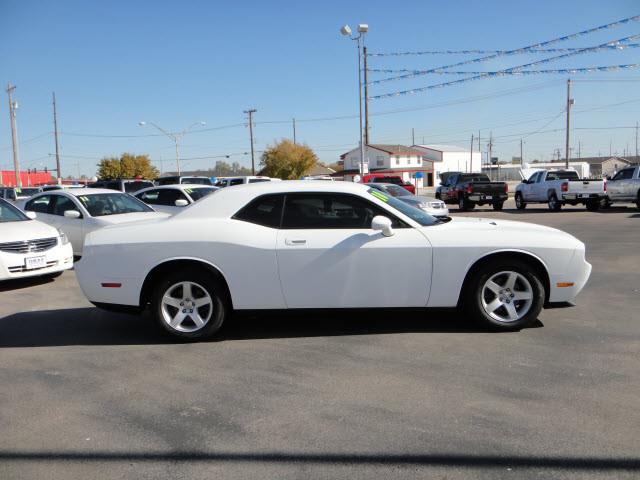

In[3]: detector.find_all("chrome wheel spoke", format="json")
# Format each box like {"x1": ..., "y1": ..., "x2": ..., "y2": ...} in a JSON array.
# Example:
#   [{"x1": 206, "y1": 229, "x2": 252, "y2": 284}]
[
  {"x1": 162, "y1": 295, "x2": 181, "y2": 308},
  {"x1": 182, "y1": 283, "x2": 193, "y2": 301},
  {"x1": 170, "y1": 311, "x2": 186, "y2": 329},
  {"x1": 513, "y1": 290, "x2": 532, "y2": 301},
  {"x1": 504, "y1": 302, "x2": 519, "y2": 321},
  {"x1": 485, "y1": 298, "x2": 503, "y2": 313},
  {"x1": 191, "y1": 312, "x2": 205, "y2": 328},
  {"x1": 194, "y1": 297, "x2": 211, "y2": 308},
  {"x1": 485, "y1": 280, "x2": 502, "y2": 295},
  {"x1": 505, "y1": 272, "x2": 518, "y2": 290}
]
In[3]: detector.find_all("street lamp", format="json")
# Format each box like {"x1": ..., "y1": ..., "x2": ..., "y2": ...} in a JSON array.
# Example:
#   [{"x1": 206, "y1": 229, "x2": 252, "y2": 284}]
[
  {"x1": 341, "y1": 23, "x2": 368, "y2": 181},
  {"x1": 138, "y1": 121, "x2": 206, "y2": 175}
]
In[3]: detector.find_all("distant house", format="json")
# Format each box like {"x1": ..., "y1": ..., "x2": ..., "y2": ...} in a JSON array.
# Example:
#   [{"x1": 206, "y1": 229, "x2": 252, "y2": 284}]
[
  {"x1": 338, "y1": 144, "x2": 434, "y2": 187},
  {"x1": 411, "y1": 144, "x2": 482, "y2": 183},
  {"x1": 575, "y1": 156, "x2": 635, "y2": 177}
]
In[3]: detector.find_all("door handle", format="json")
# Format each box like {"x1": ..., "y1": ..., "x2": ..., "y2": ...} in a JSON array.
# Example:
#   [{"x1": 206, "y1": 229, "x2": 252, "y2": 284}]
[{"x1": 285, "y1": 239, "x2": 307, "y2": 246}]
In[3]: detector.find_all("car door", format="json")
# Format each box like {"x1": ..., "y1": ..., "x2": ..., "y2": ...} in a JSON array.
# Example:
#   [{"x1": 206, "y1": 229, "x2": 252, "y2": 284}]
[
  {"x1": 275, "y1": 192, "x2": 432, "y2": 309},
  {"x1": 608, "y1": 168, "x2": 632, "y2": 199},
  {"x1": 24, "y1": 194, "x2": 56, "y2": 225},
  {"x1": 530, "y1": 172, "x2": 547, "y2": 201},
  {"x1": 50, "y1": 194, "x2": 85, "y2": 252}
]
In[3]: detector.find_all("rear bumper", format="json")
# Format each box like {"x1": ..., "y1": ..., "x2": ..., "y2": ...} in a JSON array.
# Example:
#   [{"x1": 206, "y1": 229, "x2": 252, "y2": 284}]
[
  {"x1": 562, "y1": 193, "x2": 605, "y2": 201},
  {"x1": 468, "y1": 193, "x2": 508, "y2": 202}
]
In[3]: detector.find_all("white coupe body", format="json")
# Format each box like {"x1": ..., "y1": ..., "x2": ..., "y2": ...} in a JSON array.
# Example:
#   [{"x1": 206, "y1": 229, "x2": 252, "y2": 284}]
[
  {"x1": 76, "y1": 182, "x2": 591, "y2": 326},
  {"x1": 0, "y1": 199, "x2": 73, "y2": 281},
  {"x1": 19, "y1": 189, "x2": 169, "y2": 256}
]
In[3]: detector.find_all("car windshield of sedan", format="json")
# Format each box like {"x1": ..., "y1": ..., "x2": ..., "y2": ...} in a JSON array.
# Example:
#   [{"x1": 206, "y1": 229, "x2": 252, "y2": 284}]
[
  {"x1": 184, "y1": 187, "x2": 217, "y2": 201},
  {"x1": 77, "y1": 193, "x2": 153, "y2": 217},
  {"x1": 367, "y1": 189, "x2": 439, "y2": 226},
  {"x1": 19, "y1": 188, "x2": 42, "y2": 197},
  {"x1": 0, "y1": 199, "x2": 29, "y2": 222},
  {"x1": 379, "y1": 184, "x2": 410, "y2": 197}
]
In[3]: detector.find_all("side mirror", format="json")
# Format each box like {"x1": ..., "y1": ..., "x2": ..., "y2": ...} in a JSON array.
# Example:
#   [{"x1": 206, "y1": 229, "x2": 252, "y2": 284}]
[
  {"x1": 605, "y1": 175, "x2": 611, "y2": 181},
  {"x1": 174, "y1": 199, "x2": 189, "y2": 207},
  {"x1": 371, "y1": 215, "x2": 394, "y2": 237},
  {"x1": 64, "y1": 210, "x2": 81, "y2": 219},
  {"x1": 25, "y1": 211, "x2": 37, "y2": 219}
]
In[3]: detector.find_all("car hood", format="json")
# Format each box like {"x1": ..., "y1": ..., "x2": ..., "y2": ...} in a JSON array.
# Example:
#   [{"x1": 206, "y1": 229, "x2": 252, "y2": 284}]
[
  {"x1": 96, "y1": 211, "x2": 170, "y2": 226},
  {"x1": 0, "y1": 220, "x2": 59, "y2": 243},
  {"x1": 402, "y1": 195, "x2": 438, "y2": 204},
  {"x1": 426, "y1": 216, "x2": 582, "y2": 246}
]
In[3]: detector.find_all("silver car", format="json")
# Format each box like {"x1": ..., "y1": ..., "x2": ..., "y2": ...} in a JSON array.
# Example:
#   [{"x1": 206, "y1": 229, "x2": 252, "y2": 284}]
[{"x1": 367, "y1": 183, "x2": 449, "y2": 218}]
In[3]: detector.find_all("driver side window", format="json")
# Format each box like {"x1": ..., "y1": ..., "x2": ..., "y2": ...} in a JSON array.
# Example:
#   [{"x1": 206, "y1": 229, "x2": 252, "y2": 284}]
[{"x1": 282, "y1": 193, "x2": 401, "y2": 229}]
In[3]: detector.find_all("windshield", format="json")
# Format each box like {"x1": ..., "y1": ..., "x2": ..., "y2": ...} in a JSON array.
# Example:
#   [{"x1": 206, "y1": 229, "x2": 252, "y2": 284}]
[
  {"x1": 77, "y1": 193, "x2": 153, "y2": 217},
  {"x1": 181, "y1": 177, "x2": 212, "y2": 185},
  {"x1": 0, "y1": 199, "x2": 29, "y2": 222},
  {"x1": 367, "y1": 188, "x2": 439, "y2": 226},
  {"x1": 380, "y1": 184, "x2": 410, "y2": 197},
  {"x1": 18, "y1": 188, "x2": 42, "y2": 197},
  {"x1": 124, "y1": 181, "x2": 154, "y2": 193},
  {"x1": 184, "y1": 187, "x2": 217, "y2": 201}
]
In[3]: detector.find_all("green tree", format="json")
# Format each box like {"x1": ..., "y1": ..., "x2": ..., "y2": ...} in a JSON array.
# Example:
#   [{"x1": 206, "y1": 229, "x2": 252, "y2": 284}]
[
  {"x1": 97, "y1": 153, "x2": 159, "y2": 180},
  {"x1": 260, "y1": 140, "x2": 317, "y2": 179}
]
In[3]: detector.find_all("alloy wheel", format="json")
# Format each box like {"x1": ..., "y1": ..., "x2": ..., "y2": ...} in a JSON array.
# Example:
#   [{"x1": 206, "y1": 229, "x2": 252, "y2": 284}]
[
  {"x1": 160, "y1": 281, "x2": 213, "y2": 333},
  {"x1": 480, "y1": 271, "x2": 534, "y2": 323}
]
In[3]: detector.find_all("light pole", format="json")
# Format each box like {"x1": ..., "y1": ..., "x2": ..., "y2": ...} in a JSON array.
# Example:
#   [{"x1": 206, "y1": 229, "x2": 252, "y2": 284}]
[
  {"x1": 138, "y1": 121, "x2": 206, "y2": 175},
  {"x1": 341, "y1": 23, "x2": 368, "y2": 181}
]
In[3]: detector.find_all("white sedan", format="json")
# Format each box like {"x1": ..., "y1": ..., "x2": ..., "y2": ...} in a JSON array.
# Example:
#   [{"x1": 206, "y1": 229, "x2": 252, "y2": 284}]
[
  {"x1": 20, "y1": 189, "x2": 169, "y2": 256},
  {"x1": 0, "y1": 199, "x2": 73, "y2": 281},
  {"x1": 76, "y1": 181, "x2": 591, "y2": 340},
  {"x1": 134, "y1": 184, "x2": 218, "y2": 214}
]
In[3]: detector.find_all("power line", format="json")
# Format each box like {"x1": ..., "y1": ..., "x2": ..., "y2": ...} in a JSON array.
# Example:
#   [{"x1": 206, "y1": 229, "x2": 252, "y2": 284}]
[
  {"x1": 367, "y1": 43, "x2": 640, "y2": 56},
  {"x1": 368, "y1": 64, "x2": 640, "y2": 75}
]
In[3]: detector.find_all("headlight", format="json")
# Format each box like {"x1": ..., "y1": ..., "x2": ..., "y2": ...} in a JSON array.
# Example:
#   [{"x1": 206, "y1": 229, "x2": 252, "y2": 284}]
[{"x1": 57, "y1": 228, "x2": 69, "y2": 245}]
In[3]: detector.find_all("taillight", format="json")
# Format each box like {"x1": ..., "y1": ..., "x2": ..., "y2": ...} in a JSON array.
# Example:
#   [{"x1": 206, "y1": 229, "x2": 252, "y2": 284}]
[
  {"x1": 504, "y1": 183, "x2": 509, "y2": 193},
  {"x1": 561, "y1": 182, "x2": 569, "y2": 192},
  {"x1": 465, "y1": 185, "x2": 473, "y2": 194},
  {"x1": 604, "y1": 180, "x2": 607, "y2": 192}
]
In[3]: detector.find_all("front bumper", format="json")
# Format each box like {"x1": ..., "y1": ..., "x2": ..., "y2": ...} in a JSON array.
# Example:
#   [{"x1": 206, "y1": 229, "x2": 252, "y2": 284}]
[
  {"x1": 0, "y1": 242, "x2": 74, "y2": 281},
  {"x1": 548, "y1": 246, "x2": 592, "y2": 303}
]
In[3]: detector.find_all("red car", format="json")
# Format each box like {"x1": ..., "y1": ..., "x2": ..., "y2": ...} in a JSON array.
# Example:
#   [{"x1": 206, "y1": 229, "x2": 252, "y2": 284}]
[{"x1": 363, "y1": 174, "x2": 416, "y2": 194}]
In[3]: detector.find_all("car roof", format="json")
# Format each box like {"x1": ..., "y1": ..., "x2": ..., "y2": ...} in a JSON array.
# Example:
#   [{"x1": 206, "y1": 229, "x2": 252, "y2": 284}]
[
  {"x1": 57, "y1": 188, "x2": 126, "y2": 196},
  {"x1": 136, "y1": 184, "x2": 217, "y2": 192},
  {"x1": 178, "y1": 180, "x2": 371, "y2": 219}
]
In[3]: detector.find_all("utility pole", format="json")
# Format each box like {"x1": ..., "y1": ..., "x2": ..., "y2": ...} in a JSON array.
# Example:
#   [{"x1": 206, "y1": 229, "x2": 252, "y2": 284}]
[
  {"x1": 470, "y1": 134, "x2": 474, "y2": 173},
  {"x1": 412, "y1": 128, "x2": 415, "y2": 145},
  {"x1": 478, "y1": 131, "x2": 481, "y2": 169},
  {"x1": 52, "y1": 92, "x2": 62, "y2": 183},
  {"x1": 488, "y1": 132, "x2": 493, "y2": 181},
  {"x1": 578, "y1": 141, "x2": 581, "y2": 159},
  {"x1": 564, "y1": 78, "x2": 573, "y2": 169},
  {"x1": 244, "y1": 109, "x2": 257, "y2": 175},
  {"x1": 520, "y1": 138, "x2": 524, "y2": 166},
  {"x1": 6, "y1": 84, "x2": 21, "y2": 188},
  {"x1": 635, "y1": 122, "x2": 638, "y2": 158},
  {"x1": 363, "y1": 45, "x2": 369, "y2": 144},
  {"x1": 292, "y1": 118, "x2": 296, "y2": 144}
]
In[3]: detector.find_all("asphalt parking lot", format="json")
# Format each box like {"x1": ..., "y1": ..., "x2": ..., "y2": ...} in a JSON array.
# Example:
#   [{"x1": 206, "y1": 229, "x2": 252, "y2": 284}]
[{"x1": 1, "y1": 200, "x2": 639, "y2": 479}]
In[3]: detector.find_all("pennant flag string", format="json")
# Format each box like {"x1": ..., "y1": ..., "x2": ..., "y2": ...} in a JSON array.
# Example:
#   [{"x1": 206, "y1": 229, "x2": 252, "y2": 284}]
[
  {"x1": 367, "y1": 43, "x2": 640, "y2": 57},
  {"x1": 368, "y1": 64, "x2": 640, "y2": 76},
  {"x1": 369, "y1": 14, "x2": 640, "y2": 83},
  {"x1": 370, "y1": 32, "x2": 640, "y2": 87}
]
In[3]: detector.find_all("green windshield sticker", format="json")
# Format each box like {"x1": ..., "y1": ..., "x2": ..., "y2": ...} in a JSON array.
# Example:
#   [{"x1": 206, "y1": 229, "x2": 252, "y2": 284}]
[
  {"x1": 370, "y1": 190, "x2": 389, "y2": 202},
  {"x1": 184, "y1": 188, "x2": 193, "y2": 194}
]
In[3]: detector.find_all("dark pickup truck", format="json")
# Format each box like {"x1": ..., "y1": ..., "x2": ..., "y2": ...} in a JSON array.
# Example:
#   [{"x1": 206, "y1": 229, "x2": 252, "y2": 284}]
[{"x1": 437, "y1": 173, "x2": 508, "y2": 211}]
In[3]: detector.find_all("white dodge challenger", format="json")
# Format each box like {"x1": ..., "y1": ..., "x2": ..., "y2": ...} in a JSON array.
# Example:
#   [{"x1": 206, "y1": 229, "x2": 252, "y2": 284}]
[{"x1": 75, "y1": 181, "x2": 592, "y2": 340}]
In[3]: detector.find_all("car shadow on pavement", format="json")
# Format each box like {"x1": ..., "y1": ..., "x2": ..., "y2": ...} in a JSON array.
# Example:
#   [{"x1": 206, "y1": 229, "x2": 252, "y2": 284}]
[
  {"x1": 0, "y1": 275, "x2": 58, "y2": 292},
  {"x1": 0, "y1": 307, "x2": 543, "y2": 348}
]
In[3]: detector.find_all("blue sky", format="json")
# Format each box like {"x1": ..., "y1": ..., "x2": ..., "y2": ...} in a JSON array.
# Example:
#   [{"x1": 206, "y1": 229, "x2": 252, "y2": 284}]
[{"x1": 1, "y1": 0, "x2": 639, "y2": 177}]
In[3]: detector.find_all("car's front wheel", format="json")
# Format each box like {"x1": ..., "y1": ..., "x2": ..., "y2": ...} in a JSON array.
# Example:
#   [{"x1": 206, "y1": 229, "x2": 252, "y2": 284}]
[
  {"x1": 515, "y1": 193, "x2": 526, "y2": 210},
  {"x1": 464, "y1": 259, "x2": 545, "y2": 331},
  {"x1": 152, "y1": 270, "x2": 227, "y2": 340}
]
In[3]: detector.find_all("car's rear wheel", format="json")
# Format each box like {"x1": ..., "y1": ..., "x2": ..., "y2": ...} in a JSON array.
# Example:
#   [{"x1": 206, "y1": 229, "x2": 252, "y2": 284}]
[
  {"x1": 493, "y1": 202, "x2": 504, "y2": 211},
  {"x1": 636, "y1": 191, "x2": 640, "y2": 211},
  {"x1": 464, "y1": 259, "x2": 545, "y2": 331},
  {"x1": 515, "y1": 193, "x2": 526, "y2": 210},
  {"x1": 548, "y1": 193, "x2": 561, "y2": 211},
  {"x1": 152, "y1": 270, "x2": 227, "y2": 340},
  {"x1": 585, "y1": 200, "x2": 600, "y2": 211}
]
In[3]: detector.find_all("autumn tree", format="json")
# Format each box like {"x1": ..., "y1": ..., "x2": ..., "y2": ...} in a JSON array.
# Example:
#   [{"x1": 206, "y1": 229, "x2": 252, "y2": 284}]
[
  {"x1": 260, "y1": 140, "x2": 318, "y2": 179},
  {"x1": 96, "y1": 153, "x2": 159, "y2": 180}
]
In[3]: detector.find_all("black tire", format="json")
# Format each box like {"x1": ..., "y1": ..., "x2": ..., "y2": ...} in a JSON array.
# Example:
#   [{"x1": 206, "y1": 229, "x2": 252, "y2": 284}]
[
  {"x1": 548, "y1": 193, "x2": 561, "y2": 211},
  {"x1": 463, "y1": 259, "x2": 545, "y2": 332},
  {"x1": 493, "y1": 202, "x2": 504, "y2": 211},
  {"x1": 600, "y1": 197, "x2": 611, "y2": 209},
  {"x1": 585, "y1": 200, "x2": 600, "y2": 212},
  {"x1": 515, "y1": 193, "x2": 526, "y2": 210},
  {"x1": 636, "y1": 191, "x2": 640, "y2": 211},
  {"x1": 151, "y1": 269, "x2": 228, "y2": 341}
]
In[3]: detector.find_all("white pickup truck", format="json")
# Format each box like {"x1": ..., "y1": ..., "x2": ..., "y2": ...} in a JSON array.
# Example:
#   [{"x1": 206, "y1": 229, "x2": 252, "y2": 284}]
[
  {"x1": 604, "y1": 165, "x2": 640, "y2": 209},
  {"x1": 515, "y1": 168, "x2": 607, "y2": 211}
]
